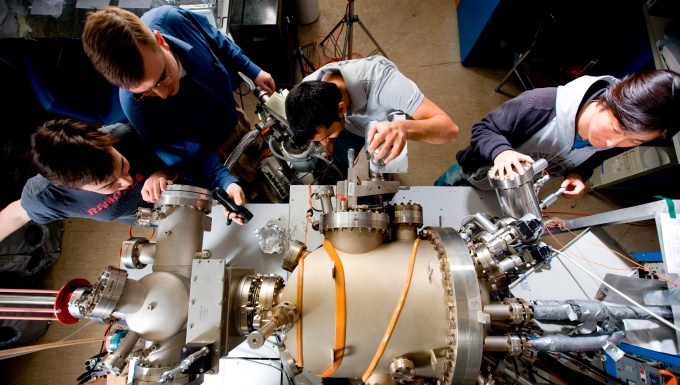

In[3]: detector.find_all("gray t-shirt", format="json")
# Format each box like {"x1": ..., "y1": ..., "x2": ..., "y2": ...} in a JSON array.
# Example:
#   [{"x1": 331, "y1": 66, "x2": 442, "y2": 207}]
[{"x1": 303, "y1": 56, "x2": 425, "y2": 137}]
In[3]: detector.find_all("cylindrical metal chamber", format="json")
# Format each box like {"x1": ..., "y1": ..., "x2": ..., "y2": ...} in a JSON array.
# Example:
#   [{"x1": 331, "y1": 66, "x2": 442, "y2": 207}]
[
  {"x1": 489, "y1": 159, "x2": 547, "y2": 220},
  {"x1": 279, "y1": 228, "x2": 486, "y2": 384},
  {"x1": 153, "y1": 185, "x2": 212, "y2": 277}
]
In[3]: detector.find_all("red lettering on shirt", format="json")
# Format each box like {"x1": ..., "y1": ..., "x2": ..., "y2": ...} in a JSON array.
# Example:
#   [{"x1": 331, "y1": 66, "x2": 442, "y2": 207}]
[{"x1": 87, "y1": 173, "x2": 145, "y2": 216}]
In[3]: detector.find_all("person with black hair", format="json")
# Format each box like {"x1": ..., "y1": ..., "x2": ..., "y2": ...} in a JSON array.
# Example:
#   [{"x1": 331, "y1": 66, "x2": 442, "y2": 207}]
[
  {"x1": 0, "y1": 119, "x2": 245, "y2": 243},
  {"x1": 435, "y1": 70, "x2": 680, "y2": 198},
  {"x1": 285, "y1": 56, "x2": 458, "y2": 174}
]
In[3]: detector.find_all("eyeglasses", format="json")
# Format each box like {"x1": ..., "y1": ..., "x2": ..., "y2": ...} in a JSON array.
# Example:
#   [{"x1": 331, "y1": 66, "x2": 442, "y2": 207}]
[{"x1": 131, "y1": 57, "x2": 171, "y2": 101}]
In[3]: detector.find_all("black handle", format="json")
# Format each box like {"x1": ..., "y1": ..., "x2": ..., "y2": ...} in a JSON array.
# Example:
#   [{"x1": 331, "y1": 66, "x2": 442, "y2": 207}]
[{"x1": 212, "y1": 187, "x2": 254, "y2": 224}]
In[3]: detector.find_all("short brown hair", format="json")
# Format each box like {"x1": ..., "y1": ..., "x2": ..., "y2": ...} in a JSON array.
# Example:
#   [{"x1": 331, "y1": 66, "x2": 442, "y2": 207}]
[
  {"x1": 82, "y1": 6, "x2": 159, "y2": 89},
  {"x1": 31, "y1": 119, "x2": 119, "y2": 188}
]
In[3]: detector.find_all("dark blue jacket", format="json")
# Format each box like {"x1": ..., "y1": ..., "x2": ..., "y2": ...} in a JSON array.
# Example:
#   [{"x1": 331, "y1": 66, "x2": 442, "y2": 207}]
[{"x1": 120, "y1": 6, "x2": 260, "y2": 189}]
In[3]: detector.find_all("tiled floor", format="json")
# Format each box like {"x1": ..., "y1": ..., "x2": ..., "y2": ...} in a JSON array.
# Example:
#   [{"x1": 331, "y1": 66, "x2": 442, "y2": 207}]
[{"x1": 0, "y1": 1, "x2": 670, "y2": 384}]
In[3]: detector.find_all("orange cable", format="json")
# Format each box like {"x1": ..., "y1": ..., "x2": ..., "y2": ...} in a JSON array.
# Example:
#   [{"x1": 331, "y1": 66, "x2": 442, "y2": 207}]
[
  {"x1": 295, "y1": 253, "x2": 307, "y2": 367},
  {"x1": 659, "y1": 369, "x2": 677, "y2": 385},
  {"x1": 319, "y1": 239, "x2": 347, "y2": 377},
  {"x1": 545, "y1": 216, "x2": 680, "y2": 289},
  {"x1": 362, "y1": 238, "x2": 420, "y2": 382}
]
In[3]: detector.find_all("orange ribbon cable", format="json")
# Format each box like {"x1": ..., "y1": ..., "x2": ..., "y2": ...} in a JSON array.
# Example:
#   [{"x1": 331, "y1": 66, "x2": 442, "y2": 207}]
[
  {"x1": 362, "y1": 238, "x2": 421, "y2": 383},
  {"x1": 295, "y1": 254, "x2": 306, "y2": 367},
  {"x1": 318, "y1": 239, "x2": 347, "y2": 377},
  {"x1": 659, "y1": 369, "x2": 677, "y2": 385}
]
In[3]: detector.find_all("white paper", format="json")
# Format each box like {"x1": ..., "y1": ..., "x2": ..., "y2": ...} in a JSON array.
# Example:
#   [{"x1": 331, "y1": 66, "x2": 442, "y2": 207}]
[
  {"x1": 657, "y1": 212, "x2": 680, "y2": 273},
  {"x1": 30, "y1": 0, "x2": 64, "y2": 16},
  {"x1": 118, "y1": 0, "x2": 152, "y2": 9},
  {"x1": 75, "y1": 0, "x2": 110, "y2": 10}
]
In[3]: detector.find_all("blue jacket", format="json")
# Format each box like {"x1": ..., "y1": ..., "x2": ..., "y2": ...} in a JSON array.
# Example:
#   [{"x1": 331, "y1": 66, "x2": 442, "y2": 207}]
[{"x1": 120, "y1": 5, "x2": 261, "y2": 189}]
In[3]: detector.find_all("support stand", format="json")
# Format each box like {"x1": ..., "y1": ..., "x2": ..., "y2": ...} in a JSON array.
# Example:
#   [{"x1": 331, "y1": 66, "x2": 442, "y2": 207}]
[{"x1": 319, "y1": 0, "x2": 388, "y2": 60}]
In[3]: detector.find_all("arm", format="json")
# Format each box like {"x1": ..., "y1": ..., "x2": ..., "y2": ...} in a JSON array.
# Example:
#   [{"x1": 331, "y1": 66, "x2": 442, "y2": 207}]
[
  {"x1": 177, "y1": 7, "x2": 264, "y2": 83},
  {"x1": 367, "y1": 97, "x2": 458, "y2": 163},
  {"x1": 456, "y1": 88, "x2": 557, "y2": 173},
  {"x1": 470, "y1": 88, "x2": 556, "y2": 163},
  {"x1": 171, "y1": 150, "x2": 246, "y2": 225},
  {"x1": 0, "y1": 200, "x2": 31, "y2": 243}
]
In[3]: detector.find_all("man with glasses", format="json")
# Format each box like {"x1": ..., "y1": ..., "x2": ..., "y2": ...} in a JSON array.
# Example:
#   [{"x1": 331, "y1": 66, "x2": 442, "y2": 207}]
[{"x1": 82, "y1": 6, "x2": 276, "y2": 205}]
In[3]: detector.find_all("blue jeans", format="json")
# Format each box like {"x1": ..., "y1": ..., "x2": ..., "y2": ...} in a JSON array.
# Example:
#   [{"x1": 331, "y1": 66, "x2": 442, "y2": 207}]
[{"x1": 434, "y1": 163, "x2": 471, "y2": 186}]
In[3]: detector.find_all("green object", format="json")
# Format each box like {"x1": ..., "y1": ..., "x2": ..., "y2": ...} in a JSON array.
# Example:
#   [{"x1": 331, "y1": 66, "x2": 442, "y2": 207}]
[{"x1": 655, "y1": 195, "x2": 676, "y2": 219}]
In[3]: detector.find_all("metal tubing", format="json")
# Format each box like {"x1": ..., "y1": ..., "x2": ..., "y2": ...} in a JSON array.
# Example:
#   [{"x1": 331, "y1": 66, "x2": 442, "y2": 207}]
[
  {"x1": 483, "y1": 336, "x2": 510, "y2": 352},
  {"x1": 0, "y1": 289, "x2": 58, "y2": 294},
  {"x1": 483, "y1": 304, "x2": 512, "y2": 321},
  {"x1": 0, "y1": 308, "x2": 55, "y2": 313},
  {"x1": 0, "y1": 315, "x2": 58, "y2": 321},
  {"x1": 0, "y1": 295, "x2": 56, "y2": 306},
  {"x1": 560, "y1": 200, "x2": 679, "y2": 232},
  {"x1": 473, "y1": 212, "x2": 497, "y2": 233}
]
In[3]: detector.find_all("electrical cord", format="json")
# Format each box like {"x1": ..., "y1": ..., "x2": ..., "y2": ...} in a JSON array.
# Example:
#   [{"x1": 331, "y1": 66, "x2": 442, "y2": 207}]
[
  {"x1": 544, "y1": 217, "x2": 680, "y2": 288},
  {"x1": 552, "y1": 248, "x2": 680, "y2": 333}
]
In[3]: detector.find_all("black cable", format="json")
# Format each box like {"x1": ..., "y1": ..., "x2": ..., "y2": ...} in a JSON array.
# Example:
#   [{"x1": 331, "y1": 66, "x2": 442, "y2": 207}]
[
  {"x1": 561, "y1": 352, "x2": 626, "y2": 385},
  {"x1": 537, "y1": 352, "x2": 607, "y2": 385},
  {"x1": 223, "y1": 357, "x2": 285, "y2": 373}
]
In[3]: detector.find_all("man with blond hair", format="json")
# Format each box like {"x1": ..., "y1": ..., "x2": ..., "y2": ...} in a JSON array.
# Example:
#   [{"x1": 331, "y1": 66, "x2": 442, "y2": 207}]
[{"x1": 82, "y1": 5, "x2": 275, "y2": 202}]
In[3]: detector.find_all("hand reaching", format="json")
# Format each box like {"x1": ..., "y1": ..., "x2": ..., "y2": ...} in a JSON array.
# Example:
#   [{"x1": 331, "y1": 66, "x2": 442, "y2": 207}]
[
  {"x1": 491, "y1": 150, "x2": 534, "y2": 180},
  {"x1": 561, "y1": 174, "x2": 586, "y2": 198},
  {"x1": 222, "y1": 183, "x2": 246, "y2": 225},
  {"x1": 253, "y1": 70, "x2": 276, "y2": 94},
  {"x1": 366, "y1": 121, "x2": 407, "y2": 164},
  {"x1": 142, "y1": 171, "x2": 175, "y2": 203}
]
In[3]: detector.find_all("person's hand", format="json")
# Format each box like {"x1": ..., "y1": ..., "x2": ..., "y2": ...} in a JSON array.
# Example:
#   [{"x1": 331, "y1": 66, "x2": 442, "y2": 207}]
[
  {"x1": 222, "y1": 183, "x2": 246, "y2": 225},
  {"x1": 491, "y1": 150, "x2": 534, "y2": 180},
  {"x1": 561, "y1": 174, "x2": 586, "y2": 198},
  {"x1": 141, "y1": 171, "x2": 175, "y2": 203},
  {"x1": 366, "y1": 121, "x2": 407, "y2": 164},
  {"x1": 253, "y1": 70, "x2": 275, "y2": 94}
]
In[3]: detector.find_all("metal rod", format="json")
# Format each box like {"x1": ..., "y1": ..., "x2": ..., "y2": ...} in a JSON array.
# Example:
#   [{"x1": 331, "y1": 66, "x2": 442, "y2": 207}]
[
  {"x1": 0, "y1": 288, "x2": 59, "y2": 294},
  {"x1": 560, "y1": 200, "x2": 678, "y2": 232},
  {"x1": 0, "y1": 296, "x2": 57, "y2": 306},
  {"x1": 0, "y1": 315, "x2": 58, "y2": 321},
  {"x1": 0, "y1": 308, "x2": 55, "y2": 313}
]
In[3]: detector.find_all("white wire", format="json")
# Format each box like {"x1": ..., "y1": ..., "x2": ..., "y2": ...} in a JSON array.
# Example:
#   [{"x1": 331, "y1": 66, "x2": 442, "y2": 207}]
[
  {"x1": 59, "y1": 320, "x2": 94, "y2": 342},
  {"x1": 552, "y1": 249, "x2": 680, "y2": 333}
]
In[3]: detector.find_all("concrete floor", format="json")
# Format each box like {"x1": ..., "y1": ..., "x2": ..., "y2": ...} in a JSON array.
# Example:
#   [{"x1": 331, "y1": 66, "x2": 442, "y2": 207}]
[{"x1": 0, "y1": 0, "x2": 671, "y2": 384}]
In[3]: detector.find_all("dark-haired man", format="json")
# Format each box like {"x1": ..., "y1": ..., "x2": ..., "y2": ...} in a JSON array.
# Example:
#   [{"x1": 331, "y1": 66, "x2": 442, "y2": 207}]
[
  {"x1": 285, "y1": 56, "x2": 458, "y2": 174},
  {"x1": 0, "y1": 119, "x2": 244, "y2": 243}
]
